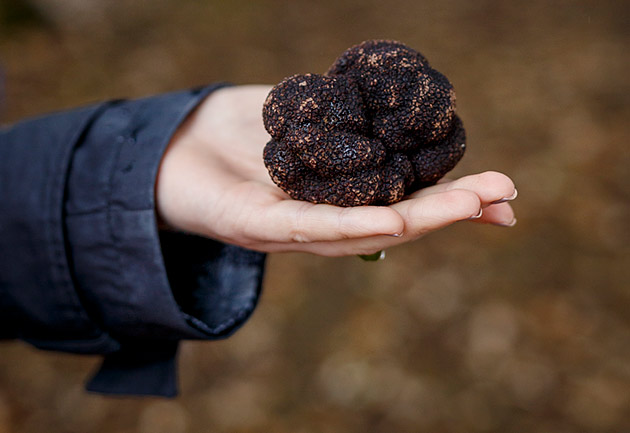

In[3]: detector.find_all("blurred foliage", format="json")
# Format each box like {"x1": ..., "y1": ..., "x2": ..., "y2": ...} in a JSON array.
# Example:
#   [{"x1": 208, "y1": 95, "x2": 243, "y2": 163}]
[{"x1": 1, "y1": 0, "x2": 629, "y2": 432}]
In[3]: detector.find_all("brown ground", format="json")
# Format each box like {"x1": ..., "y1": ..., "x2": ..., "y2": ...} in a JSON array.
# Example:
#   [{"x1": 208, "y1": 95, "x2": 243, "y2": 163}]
[{"x1": 1, "y1": 1, "x2": 629, "y2": 432}]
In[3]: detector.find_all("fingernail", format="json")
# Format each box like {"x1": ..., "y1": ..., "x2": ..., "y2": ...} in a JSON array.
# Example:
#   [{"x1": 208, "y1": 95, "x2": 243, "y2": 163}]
[
  {"x1": 466, "y1": 208, "x2": 483, "y2": 220},
  {"x1": 491, "y1": 188, "x2": 518, "y2": 205},
  {"x1": 493, "y1": 217, "x2": 517, "y2": 227}
]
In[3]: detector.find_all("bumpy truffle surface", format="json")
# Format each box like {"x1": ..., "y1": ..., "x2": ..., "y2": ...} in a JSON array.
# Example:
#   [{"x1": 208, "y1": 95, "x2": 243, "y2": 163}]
[{"x1": 263, "y1": 40, "x2": 466, "y2": 207}]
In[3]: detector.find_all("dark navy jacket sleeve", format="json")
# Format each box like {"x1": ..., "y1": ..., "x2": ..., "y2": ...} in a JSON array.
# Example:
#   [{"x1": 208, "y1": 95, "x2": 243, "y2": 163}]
[{"x1": 0, "y1": 84, "x2": 266, "y2": 397}]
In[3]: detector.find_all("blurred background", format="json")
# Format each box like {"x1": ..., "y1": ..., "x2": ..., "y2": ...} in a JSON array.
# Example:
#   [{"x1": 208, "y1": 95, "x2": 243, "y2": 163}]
[{"x1": 1, "y1": 0, "x2": 628, "y2": 432}]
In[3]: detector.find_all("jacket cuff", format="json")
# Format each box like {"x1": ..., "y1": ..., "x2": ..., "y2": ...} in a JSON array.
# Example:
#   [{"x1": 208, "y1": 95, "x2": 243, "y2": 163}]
[
  {"x1": 63, "y1": 85, "x2": 266, "y2": 396},
  {"x1": 86, "y1": 340, "x2": 179, "y2": 397}
]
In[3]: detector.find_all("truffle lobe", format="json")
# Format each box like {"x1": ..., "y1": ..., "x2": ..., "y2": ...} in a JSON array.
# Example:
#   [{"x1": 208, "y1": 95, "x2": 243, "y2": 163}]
[
  {"x1": 330, "y1": 41, "x2": 457, "y2": 152},
  {"x1": 263, "y1": 138, "x2": 382, "y2": 206},
  {"x1": 409, "y1": 115, "x2": 466, "y2": 187},
  {"x1": 373, "y1": 153, "x2": 414, "y2": 205},
  {"x1": 291, "y1": 128, "x2": 386, "y2": 177},
  {"x1": 263, "y1": 73, "x2": 366, "y2": 140}
]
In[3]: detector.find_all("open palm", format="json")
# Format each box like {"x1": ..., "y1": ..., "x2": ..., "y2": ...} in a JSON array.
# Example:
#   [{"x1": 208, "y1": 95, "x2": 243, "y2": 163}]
[{"x1": 156, "y1": 85, "x2": 517, "y2": 256}]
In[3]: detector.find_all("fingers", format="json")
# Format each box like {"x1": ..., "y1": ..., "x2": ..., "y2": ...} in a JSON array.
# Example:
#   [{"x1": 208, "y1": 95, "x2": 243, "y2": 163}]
[
  {"x1": 222, "y1": 170, "x2": 518, "y2": 257},
  {"x1": 253, "y1": 188, "x2": 483, "y2": 256},
  {"x1": 266, "y1": 201, "x2": 515, "y2": 257},
  {"x1": 256, "y1": 181, "x2": 494, "y2": 245},
  {"x1": 245, "y1": 199, "x2": 405, "y2": 244},
  {"x1": 251, "y1": 173, "x2": 518, "y2": 255}
]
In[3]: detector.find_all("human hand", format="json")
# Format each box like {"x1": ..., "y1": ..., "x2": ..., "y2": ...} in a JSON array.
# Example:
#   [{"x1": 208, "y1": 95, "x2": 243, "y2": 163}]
[{"x1": 156, "y1": 85, "x2": 517, "y2": 257}]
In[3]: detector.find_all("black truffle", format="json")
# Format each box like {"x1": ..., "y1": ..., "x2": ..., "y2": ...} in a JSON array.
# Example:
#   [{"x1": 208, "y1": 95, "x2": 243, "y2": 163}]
[{"x1": 263, "y1": 40, "x2": 466, "y2": 207}]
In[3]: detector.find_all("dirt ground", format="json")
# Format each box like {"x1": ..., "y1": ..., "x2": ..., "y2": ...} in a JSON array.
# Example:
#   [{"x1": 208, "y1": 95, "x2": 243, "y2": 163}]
[{"x1": 1, "y1": 0, "x2": 629, "y2": 432}]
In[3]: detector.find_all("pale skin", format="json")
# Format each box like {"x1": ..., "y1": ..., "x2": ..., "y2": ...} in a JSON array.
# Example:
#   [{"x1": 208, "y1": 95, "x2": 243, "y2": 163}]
[{"x1": 156, "y1": 85, "x2": 517, "y2": 257}]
